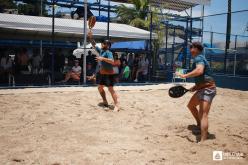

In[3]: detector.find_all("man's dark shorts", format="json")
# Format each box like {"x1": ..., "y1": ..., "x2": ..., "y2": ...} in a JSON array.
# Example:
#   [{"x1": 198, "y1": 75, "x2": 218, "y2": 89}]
[{"x1": 97, "y1": 74, "x2": 115, "y2": 87}]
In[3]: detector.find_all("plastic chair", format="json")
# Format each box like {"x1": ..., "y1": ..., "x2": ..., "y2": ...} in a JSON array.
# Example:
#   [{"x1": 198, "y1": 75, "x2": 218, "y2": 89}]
[{"x1": 172, "y1": 68, "x2": 187, "y2": 83}]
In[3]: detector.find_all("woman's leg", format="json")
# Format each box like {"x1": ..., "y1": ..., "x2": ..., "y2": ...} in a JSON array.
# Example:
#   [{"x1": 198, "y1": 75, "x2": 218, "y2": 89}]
[
  {"x1": 187, "y1": 93, "x2": 201, "y2": 126},
  {"x1": 71, "y1": 73, "x2": 80, "y2": 81},
  {"x1": 63, "y1": 72, "x2": 72, "y2": 82},
  {"x1": 199, "y1": 100, "x2": 211, "y2": 142},
  {"x1": 135, "y1": 69, "x2": 140, "y2": 81}
]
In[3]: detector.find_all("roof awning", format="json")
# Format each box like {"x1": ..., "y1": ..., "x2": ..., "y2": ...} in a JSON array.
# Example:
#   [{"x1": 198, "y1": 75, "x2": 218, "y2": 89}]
[
  {"x1": 0, "y1": 13, "x2": 156, "y2": 42},
  {"x1": 111, "y1": 0, "x2": 210, "y2": 12}
]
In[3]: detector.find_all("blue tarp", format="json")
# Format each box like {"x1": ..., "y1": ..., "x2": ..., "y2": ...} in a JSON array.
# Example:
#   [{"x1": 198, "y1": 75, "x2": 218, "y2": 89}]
[
  {"x1": 0, "y1": 39, "x2": 77, "y2": 48},
  {"x1": 111, "y1": 40, "x2": 147, "y2": 51}
]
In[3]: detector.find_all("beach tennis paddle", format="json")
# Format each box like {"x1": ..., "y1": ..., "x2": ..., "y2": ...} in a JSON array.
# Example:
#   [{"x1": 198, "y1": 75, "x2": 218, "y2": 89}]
[
  {"x1": 168, "y1": 85, "x2": 189, "y2": 98},
  {"x1": 88, "y1": 16, "x2": 96, "y2": 32}
]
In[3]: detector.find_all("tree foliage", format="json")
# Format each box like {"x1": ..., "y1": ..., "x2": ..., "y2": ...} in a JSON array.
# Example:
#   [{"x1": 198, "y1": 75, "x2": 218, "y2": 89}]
[
  {"x1": 0, "y1": 0, "x2": 16, "y2": 12},
  {"x1": 17, "y1": 0, "x2": 47, "y2": 16}
]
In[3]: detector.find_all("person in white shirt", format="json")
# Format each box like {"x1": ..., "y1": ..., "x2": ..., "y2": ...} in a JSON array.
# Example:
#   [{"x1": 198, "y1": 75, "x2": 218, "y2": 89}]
[
  {"x1": 61, "y1": 59, "x2": 81, "y2": 82},
  {"x1": 0, "y1": 54, "x2": 12, "y2": 74},
  {"x1": 134, "y1": 56, "x2": 149, "y2": 82}
]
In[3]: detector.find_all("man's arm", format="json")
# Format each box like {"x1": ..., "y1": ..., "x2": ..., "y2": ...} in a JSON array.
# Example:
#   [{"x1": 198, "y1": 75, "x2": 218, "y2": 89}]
[{"x1": 96, "y1": 56, "x2": 114, "y2": 65}]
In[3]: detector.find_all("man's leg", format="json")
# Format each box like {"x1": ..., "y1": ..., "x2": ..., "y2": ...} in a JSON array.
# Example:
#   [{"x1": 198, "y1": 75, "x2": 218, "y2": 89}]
[
  {"x1": 187, "y1": 93, "x2": 201, "y2": 126},
  {"x1": 108, "y1": 86, "x2": 119, "y2": 111},
  {"x1": 199, "y1": 100, "x2": 211, "y2": 142},
  {"x1": 98, "y1": 85, "x2": 108, "y2": 105}
]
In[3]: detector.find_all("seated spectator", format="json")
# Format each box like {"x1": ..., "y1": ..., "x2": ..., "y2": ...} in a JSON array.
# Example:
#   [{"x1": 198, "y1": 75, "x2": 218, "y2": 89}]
[
  {"x1": 61, "y1": 59, "x2": 81, "y2": 83},
  {"x1": 121, "y1": 61, "x2": 130, "y2": 81},
  {"x1": 62, "y1": 58, "x2": 72, "y2": 74}
]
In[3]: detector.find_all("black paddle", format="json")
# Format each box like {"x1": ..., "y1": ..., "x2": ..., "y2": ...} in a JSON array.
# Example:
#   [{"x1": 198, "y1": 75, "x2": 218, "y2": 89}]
[{"x1": 168, "y1": 85, "x2": 190, "y2": 98}]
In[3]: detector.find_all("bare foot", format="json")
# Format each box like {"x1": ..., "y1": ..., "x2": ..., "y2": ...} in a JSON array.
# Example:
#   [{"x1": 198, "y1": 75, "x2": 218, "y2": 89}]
[{"x1": 113, "y1": 105, "x2": 120, "y2": 112}]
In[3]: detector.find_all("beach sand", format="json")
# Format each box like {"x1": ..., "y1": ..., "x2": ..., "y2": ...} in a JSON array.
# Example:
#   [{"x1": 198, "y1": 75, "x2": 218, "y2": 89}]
[{"x1": 0, "y1": 84, "x2": 247, "y2": 165}]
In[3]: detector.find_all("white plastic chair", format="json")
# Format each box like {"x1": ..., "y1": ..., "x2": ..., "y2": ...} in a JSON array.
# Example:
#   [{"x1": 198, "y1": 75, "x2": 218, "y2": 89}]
[{"x1": 172, "y1": 68, "x2": 187, "y2": 83}]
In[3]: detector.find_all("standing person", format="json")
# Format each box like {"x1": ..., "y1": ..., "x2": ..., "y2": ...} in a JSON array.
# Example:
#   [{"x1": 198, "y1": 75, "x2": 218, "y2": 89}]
[
  {"x1": 86, "y1": 50, "x2": 97, "y2": 71},
  {"x1": 134, "y1": 55, "x2": 149, "y2": 82},
  {"x1": 132, "y1": 54, "x2": 140, "y2": 81},
  {"x1": 127, "y1": 53, "x2": 134, "y2": 69},
  {"x1": 121, "y1": 61, "x2": 130, "y2": 82},
  {"x1": 16, "y1": 48, "x2": 29, "y2": 73},
  {"x1": 176, "y1": 42, "x2": 216, "y2": 142},
  {"x1": 87, "y1": 31, "x2": 119, "y2": 112},
  {"x1": 113, "y1": 52, "x2": 121, "y2": 83}
]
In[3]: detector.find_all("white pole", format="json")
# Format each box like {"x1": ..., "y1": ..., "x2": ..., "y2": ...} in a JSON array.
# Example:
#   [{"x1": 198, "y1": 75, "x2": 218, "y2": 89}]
[
  {"x1": 83, "y1": 0, "x2": 88, "y2": 84},
  {"x1": 201, "y1": 5, "x2": 204, "y2": 43},
  {"x1": 40, "y1": 0, "x2": 43, "y2": 72}
]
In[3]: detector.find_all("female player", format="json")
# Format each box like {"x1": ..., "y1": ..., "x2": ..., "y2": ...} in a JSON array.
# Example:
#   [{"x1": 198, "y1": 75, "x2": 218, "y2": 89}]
[{"x1": 176, "y1": 42, "x2": 216, "y2": 142}]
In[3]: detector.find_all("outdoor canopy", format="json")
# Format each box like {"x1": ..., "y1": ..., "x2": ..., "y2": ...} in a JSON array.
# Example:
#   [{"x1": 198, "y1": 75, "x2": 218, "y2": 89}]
[
  {"x1": 111, "y1": 0, "x2": 210, "y2": 12},
  {"x1": 0, "y1": 13, "x2": 157, "y2": 42}
]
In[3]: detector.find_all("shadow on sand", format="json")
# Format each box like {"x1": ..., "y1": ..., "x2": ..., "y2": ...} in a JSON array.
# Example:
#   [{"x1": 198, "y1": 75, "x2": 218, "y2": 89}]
[{"x1": 188, "y1": 124, "x2": 216, "y2": 142}]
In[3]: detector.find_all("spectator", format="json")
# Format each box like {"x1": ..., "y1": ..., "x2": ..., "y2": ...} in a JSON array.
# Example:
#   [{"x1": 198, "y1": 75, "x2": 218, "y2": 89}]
[
  {"x1": 120, "y1": 54, "x2": 127, "y2": 71},
  {"x1": 16, "y1": 48, "x2": 29, "y2": 73},
  {"x1": 86, "y1": 63, "x2": 96, "y2": 84},
  {"x1": 112, "y1": 52, "x2": 121, "y2": 83},
  {"x1": 127, "y1": 53, "x2": 134, "y2": 69},
  {"x1": 132, "y1": 54, "x2": 140, "y2": 80},
  {"x1": 86, "y1": 50, "x2": 97, "y2": 70},
  {"x1": 42, "y1": 49, "x2": 51, "y2": 72},
  {"x1": 61, "y1": 59, "x2": 81, "y2": 83},
  {"x1": 31, "y1": 50, "x2": 41, "y2": 74},
  {"x1": 0, "y1": 53, "x2": 13, "y2": 76},
  {"x1": 55, "y1": 49, "x2": 65, "y2": 72},
  {"x1": 121, "y1": 61, "x2": 130, "y2": 81},
  {"x1": 67, "y1": 53, "x2": 76, "y2": 67},
  {"x1": 134, "y1": 56, "x2": 149, "y2": 82}
]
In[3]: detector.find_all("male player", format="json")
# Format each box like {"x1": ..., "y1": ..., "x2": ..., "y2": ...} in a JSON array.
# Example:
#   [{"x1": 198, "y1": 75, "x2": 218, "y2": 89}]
[{"x1": 88, "y1": 31, "x2": 119, "y2": 112}]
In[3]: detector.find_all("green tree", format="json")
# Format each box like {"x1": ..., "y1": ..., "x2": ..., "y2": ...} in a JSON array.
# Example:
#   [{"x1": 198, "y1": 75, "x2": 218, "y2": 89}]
[
  {"x1": 116, "y1": 0, "x2": 149, "y2": 29},
  {"x1": 17, "y1": 0, "x2": 47, "y2": 16},
  {"x1": 117, "y1": 0, "x2": 166, "y2": 72},
  {"x1": 0, "y1": 0, "x2": 16, "y2": 12}
]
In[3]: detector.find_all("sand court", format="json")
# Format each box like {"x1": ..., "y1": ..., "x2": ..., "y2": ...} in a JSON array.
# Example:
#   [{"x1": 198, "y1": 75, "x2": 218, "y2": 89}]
[{"x1": 0, "y1": 84, "x2": 247, "y2": 164}]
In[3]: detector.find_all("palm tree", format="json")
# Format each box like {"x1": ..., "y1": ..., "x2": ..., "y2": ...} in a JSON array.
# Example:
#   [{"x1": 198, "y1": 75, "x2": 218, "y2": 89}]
[{"x1": 116, "y1": 0, "x2": 149, "y2": 29}]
